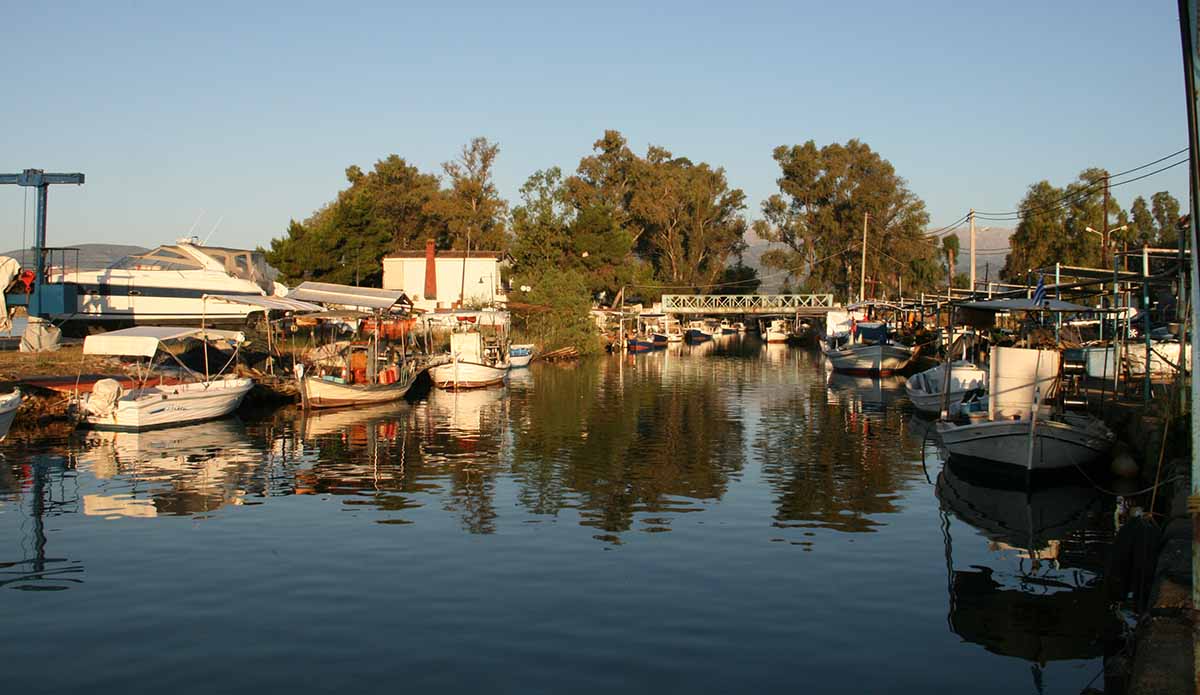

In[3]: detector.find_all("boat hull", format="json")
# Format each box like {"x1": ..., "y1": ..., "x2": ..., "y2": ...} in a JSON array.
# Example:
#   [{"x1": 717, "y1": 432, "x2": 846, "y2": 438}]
[
  {"x1": 83, "y1": 377, "x2": 253, "y2": 431},
  {"x1": 905, "y1": 362, "x2": 988, "y2": 414},
  {"x1": 627, "y1": 339, "x2": 655, "y2": 353},
  {"x1": 936, "y1": 416, "x2": 1114, "y2": 472},
  {"x1": 684, "y1": 329, "x2": 712, "y2": 343},
  {"x1": 764, "y1": 330, "x2": 789, "y2": 343},
  {"x1": 509, "y1": 345, "x2": 534, "y2": 368},
  {"x1": 823, "y1": 344, "x2": 914, "y2": 375},
  {"x1": 0, "y1": 390, "x2": 19, "y2": 440},
  {"x1": 302, "y1": 374, "x2": 415, "y2": 409},
  {"x1": 429, "y1": 361, "x2": 508, "y2": 390}
]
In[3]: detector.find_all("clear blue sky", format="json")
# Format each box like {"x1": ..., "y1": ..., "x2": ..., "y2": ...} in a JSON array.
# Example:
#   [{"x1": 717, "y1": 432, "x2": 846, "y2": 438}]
[{"x1": 1, "y1": 0, "x2": 1190, "y2": 251}]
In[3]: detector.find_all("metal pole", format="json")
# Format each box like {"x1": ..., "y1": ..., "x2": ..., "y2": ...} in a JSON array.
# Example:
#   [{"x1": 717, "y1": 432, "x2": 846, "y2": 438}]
[
  {"x1": 32, "y1": 185, "x2": 48, "y2": 317},
  {"x1": 969, "y1": 209, "x2": 976, "y2": 298},
  {"x1": 1144, "y1": 244, "x2": 1153, "y2": 404},
  {"x1": 859, "y1": 212, "x2": 868, "y2": 303},
  {"x1": 1102, "y1": 174, "x2": 1111, "y2": 263}
]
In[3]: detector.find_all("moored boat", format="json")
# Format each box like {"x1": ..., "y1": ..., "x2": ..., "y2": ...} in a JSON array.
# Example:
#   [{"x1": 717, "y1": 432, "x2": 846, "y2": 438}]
[
  {"x1": 905, "y1": 361, "x2": 988, "y2": 415},
  {"x1": 719, "y1": 319, "x2": 737, "y2": 335},
  {"x1": 627, "y1": 335, "x2": 656, "y2": 352},
  {"x1": 822, "y1": 322, "x2": 914, "y2": 375},
  {"x1": 75, "y1": 326, "x2": 253, "y2": 431},
  {"x1": 764, "y1": 318, "x2": 791, "y2": 343},
  {"x1": 0, "y1": 389, "x2": 20, "y2": 440},
  {"x1": 935, "y1": 347, "x2": 1113, "y2": 473},
  {"x1": 684, "y1": 321, "x2": 712, "y2": 343},
  {"x1": 509, "y1": 344, "x2": 534, "y2": 368},
  {"x1": 430, "y1": 330, "x2": 509, "y2": 389}
]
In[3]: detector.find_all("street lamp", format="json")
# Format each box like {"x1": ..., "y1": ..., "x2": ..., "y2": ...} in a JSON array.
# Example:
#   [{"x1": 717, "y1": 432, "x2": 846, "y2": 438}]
[
  {"x1": 1085, "y1": 225, "x2": 1128, "y2": 263},
  {"x1": 478, "y1": 274, "x2": 494, "y2": 307}
]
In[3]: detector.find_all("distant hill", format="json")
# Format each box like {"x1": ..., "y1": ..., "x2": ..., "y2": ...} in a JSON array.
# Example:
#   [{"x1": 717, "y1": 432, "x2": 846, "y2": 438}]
[
  {"x1": 1, "y1": 243, "x2": 146, "y2": 270},
  {"x1": 741, "y1": 226, "x2": 1014, "y2": 291}
]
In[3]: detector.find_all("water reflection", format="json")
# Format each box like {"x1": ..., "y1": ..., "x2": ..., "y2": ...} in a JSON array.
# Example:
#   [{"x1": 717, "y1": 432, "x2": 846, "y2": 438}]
[
  {"x1": 0, "y1": 455, "x2": 84, "y2": 591},
  {"x1": 936, "y1": 460, "x2": 1118, "y2": 665}
]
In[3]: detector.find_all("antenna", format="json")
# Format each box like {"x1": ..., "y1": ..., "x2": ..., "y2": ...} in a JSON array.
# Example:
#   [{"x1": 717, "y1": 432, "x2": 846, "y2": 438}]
[
  {"x1": 186, "y1": 209, "x2": 206, "y2": 238},
  {"x1": 201, "y1": 215, "x2": 224, "y2": 246}
]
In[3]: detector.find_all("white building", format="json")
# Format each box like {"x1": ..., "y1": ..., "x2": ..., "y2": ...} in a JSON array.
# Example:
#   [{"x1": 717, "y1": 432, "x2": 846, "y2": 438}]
[{"x1": 382, "y1": 241, "x2": 505, "y2": 313}]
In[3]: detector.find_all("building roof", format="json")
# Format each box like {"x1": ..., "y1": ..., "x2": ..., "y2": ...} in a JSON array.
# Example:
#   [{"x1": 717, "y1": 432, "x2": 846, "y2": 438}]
[
  {"x1": 386, "y1": 250, "x2": 505, "y2": 259},
  {"x1": 289, "y1": 282, "x2": 412, "y2": 311}
]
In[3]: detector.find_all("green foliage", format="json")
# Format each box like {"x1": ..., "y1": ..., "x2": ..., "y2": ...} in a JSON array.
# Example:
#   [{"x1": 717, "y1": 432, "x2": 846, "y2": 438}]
[
  {"x1": 1151, "y1": 191, "x2": 1182, "y2": 246},
  {"x1": 510, "y1": 267, "x2": 602, "y2": 355},
  {"x1": 264, "y1": 141, "x2": 504, "y2": 287},
  {"x1": 717, "y1": 261, "x2": 760, "y2": 294},
  {"x1": 756, "y1": 139, "x2": 938, "y2": 301},
  {"x1": 1002, "y1": 168, "x2": 1127, "y2": 280},
  {"x1": 1130, "y1": 196, "x2": 1155, "y2": 245}
]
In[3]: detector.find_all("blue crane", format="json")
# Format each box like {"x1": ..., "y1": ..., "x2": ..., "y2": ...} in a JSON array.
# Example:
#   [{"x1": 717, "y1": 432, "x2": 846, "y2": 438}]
[{"x1": 1, "y1": 169, "x2": 85, "y2": 317}]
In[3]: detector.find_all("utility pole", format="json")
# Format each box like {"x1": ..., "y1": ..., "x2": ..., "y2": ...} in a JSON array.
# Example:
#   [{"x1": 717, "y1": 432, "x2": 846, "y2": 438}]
[
  {"x1": 859, "y1": 212, "x2": 868, "y2": 303},
  {"x1": 1102, "y1": 174, "x2": 1111, "y2": 262},
  {"x1": 968, "y1": 209, "x2": 976, "y2": 298}
]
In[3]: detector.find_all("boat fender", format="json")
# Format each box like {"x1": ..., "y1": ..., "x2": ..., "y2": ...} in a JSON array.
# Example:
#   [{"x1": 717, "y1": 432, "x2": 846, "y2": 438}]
[{"x1": 1104, "y1": 515, "x2": 1161, "y2": 611}]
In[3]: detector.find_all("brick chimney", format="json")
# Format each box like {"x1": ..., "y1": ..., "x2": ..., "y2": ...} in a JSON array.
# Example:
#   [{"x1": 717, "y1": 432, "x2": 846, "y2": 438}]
[{"x1": 424, "y1": 239, "x2": 437, "y2": 300}]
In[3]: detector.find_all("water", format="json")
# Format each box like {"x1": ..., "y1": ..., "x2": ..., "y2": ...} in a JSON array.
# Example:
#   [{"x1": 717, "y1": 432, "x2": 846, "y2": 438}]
[{"x1": 0, "y1": 338, "x2": 1120, "y2": 694}]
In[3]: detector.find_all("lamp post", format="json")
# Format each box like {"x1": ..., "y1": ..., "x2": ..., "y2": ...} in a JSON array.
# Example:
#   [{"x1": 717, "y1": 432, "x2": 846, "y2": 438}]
[
  {"x1": 478, "y1": 274, "x2": 494, "y2": 307},
  {"x1": 1085, "y1": 224, "x2": 1128, "y2": 263}
]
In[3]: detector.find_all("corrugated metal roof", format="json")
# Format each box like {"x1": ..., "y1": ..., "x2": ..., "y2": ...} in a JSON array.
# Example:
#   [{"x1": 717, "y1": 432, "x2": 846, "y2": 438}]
[{"x1": 289, "y1": 282, "x2": 411, "y2": 310}]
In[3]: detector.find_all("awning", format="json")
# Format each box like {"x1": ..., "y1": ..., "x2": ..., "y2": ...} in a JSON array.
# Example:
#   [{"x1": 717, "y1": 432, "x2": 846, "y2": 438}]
[
  {"x1": 202, "y1": 294, "x2": 324, "y2": 313},
  {"x1": 288, "y1": 282, "x2": 411, "y2": 311},
  {"x1": 83, "y1": 326, "x2": 246, "y2": 357},
  {"x1": 956, "y1": 298, "x2": 1116, "y2": 313}
]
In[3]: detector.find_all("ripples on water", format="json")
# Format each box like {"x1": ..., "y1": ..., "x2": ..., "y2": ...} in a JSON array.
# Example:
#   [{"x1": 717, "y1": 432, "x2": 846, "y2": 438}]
[{"x1": 0, "y1": 337, "x2": 1120, "y2": 694}]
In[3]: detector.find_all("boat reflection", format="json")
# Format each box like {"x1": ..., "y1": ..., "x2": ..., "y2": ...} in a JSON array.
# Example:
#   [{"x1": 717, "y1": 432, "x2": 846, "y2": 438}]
[
  {"x1": 77, "y1": 418, "x2": 261, "y2": 518},
  {"x1": 0, "y1": 455, "x2": 84, "y2": 591},
  {"x1": 935, "y1": 460, "x2": 1118, "y2": 666},
  {"x1": 825, "y1": 371, "x2": 907, "y2": 414}
]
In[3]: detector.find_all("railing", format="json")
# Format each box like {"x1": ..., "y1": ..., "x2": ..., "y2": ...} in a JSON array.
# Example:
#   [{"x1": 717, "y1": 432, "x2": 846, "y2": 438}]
[{"x1": 659, "y1": 294, "x2": 835, "y2": 314}]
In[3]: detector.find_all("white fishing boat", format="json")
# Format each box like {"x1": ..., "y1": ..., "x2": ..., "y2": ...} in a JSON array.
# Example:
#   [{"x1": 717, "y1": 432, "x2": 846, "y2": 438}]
[
  {"x1": 764, "y1": 318, "x2": 791, "y2": 343},
  {"x1": 42, "y1": 239, "x2": 286, "y2": 329},
  {"x1": 822, "y1": 322, "x2": 914, "y2": 375},
  {"x1": 936, "y1": 347, "x2": 1114, "y2": 472},
  {"x1": 300, "y1": 355, "x2": 422, "y2": 409},
  {"x1": 0, "y1": 389, "x2": 20, "y2": 440},
  {"x1": 905, "y1": 361, "x2": 988, "y2": 415},
  {"x1": 75, "y1": 326, "x2": 253, "y2": 431},
  {"x1": 509, "y1": 344, "x2": 535, "y2": 368},
  {"x1": 665, "y1": 317, "x2": 684, "y2": 343},
  {"x1": 430, "y1": 330, "x2": 509, "y2": 389}
]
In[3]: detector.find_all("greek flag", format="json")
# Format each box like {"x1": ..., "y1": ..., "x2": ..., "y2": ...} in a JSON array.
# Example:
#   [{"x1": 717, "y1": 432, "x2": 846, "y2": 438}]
[{"x1": 1031, "y1": 275, "x2": 1046, "y2": 306}]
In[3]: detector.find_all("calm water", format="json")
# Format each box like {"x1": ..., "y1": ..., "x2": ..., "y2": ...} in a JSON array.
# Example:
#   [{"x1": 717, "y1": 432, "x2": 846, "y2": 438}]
[{"x1": 1, "y1": 338, "x2": 1119, "y2": 694}]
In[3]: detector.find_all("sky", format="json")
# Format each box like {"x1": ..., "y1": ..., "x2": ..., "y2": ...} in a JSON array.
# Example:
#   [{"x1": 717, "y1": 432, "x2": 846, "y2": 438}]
[{"x1": 0, "y1": 0, "x2": 1191, "y2": 252}]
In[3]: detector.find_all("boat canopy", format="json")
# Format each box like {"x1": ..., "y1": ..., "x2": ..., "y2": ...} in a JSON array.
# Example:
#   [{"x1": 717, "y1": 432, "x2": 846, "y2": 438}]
[
  {"x1": 202, "y1": 294, "x2": 325, "y2": 313},
  {"x1": 83, "y1": 326, "x2": 246, "y2": 358},
  {"x1": 288, "y1": 282, "x2": 411, "y2": 311},
  {"x1": 957, "y1": 298, "x2": 1116, "y2": 313}
]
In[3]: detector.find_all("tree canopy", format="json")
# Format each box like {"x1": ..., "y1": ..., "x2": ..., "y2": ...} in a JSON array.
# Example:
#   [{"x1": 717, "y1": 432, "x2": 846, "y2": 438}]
[{"x1": 755, "y1": 139, "x2": 940, "y2": 301}]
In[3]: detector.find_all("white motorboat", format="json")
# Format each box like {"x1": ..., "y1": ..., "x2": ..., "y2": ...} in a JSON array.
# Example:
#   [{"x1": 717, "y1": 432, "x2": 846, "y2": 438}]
[
  {"x1": 75, "y1": 326, "x2": 254, "y2": 431},
  {"x1": 822, "y1": 322, "x2": 914, "y2": 375},
  {"x1": 430, "y1": 330, "x2": 509, "y2": 389},
  {"x1": 43, "y1": 239, "x2": 285, "y2": 329},
  {"x1": 905, "y1": 361, "x2": 988, "y2": 415},
  {"x1": 0, "y1": 389, "x2": 20, "y2": 440},
  {"x1": 509, "y1": 344, "x2": 535, "y2": 368},
  {"x1": 764, "y1": 318, "x2": 791, "y2": 343},
  {"x1": 935, "y1": 347, "x2": 1114, "y2": 472}
]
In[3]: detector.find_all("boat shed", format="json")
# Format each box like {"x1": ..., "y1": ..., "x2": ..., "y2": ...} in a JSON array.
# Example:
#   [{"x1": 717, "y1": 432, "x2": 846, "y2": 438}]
[{"x1": 287, "y1": 282, "x2": 413, "y2": 313}]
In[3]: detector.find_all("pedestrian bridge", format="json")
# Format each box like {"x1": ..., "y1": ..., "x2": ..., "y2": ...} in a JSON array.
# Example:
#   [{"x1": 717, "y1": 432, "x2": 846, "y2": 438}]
[{"x1": 660, "y1": 294, "x2": 836, "y2": 316}]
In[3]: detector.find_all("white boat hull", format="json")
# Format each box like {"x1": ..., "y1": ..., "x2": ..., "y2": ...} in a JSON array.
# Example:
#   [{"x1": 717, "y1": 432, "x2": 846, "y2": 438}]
[
  {"x1": 302, "y1": 374, "x2": 415, "y2": 409},
  {"x1": 430, "y1": 361, "x2": 508, "y2": 390},
  {"x1": 83, "y1": 377, "x2": 253, "y2": 431},
  {"x1": 509, "y1": 345, "x2": 535, "y2": 368},
  {"x1": 936, "y1": 415, "x2": 1114, "y2": 471},
  {"x1": 764, "y1": 329, "x2": 789, "y2": 343},
  {"x1": 823, "y1": 343, "x2": 914, "y2": 375},
  {"x1": 0, "y1": 389, "x2": 20, "y2": 440},
  {"x1": 51, "y1": 269, "x2": 270, "y2": 327},
  {"x1": 905, "y1": 361, "x2": 988, "y2": 414}
]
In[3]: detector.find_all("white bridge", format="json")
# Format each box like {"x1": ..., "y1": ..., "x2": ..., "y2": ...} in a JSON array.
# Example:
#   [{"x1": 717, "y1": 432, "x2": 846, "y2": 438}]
[{"x1": 660, "y1": 294, "x2": 835, "y2": 316}]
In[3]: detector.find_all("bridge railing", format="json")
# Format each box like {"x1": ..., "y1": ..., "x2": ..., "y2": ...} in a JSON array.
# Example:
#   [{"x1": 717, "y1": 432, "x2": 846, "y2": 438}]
[{"x1": 659, "y1": 294, "x2": 835, "y2": 314}]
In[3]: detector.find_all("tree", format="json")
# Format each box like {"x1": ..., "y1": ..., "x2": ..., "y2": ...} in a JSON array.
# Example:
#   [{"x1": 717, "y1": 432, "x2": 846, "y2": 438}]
[
  {"x1": 1151, "y1": 191, "x2": 1182, "y2": 246},
  {"x1": 942, "y1": 235, "x2": 959, "y2": 287},
  {"x1": 1129, "y1": 196, "x2": 1155, "y2": 245},
  {"x1": 263, "y1": 156, "x2": 443, "y2": 286},
  {"x1": 1002, "y1": 169, "x2": 1126, "y2": 280},
  {"x1": 756, "y1": 139, "x2": 939, "y2": 301},
  {"x1": 424, "y1": 137, "x2": 509, "y2": 252}
]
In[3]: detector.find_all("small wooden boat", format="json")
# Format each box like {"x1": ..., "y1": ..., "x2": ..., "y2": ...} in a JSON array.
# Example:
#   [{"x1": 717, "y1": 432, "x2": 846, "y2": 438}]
[
  {"x1": 822, "y1": 322, "x2": 914, "y2": 375},
  {"x1": 75, "y1": 327, "x2": 253, "y2": 431},
  {"x1": 684, "y1": 321, "x2": 712, "y2": 343},
  {"x1": 627, "y1": 335, "x2": 655, "y2": 352},
  {"x1": 732, "y1": 321, "x2": 747, "y2": 333},
  {"x1": 905, "y1": 361, "x2": 988, "y2": 415},
  {"x1": 0, "y1": 389, "x2": 20, "y2": 440},
  {"x1": 764, "y1": 318, "x2": 791, "y2": 344},
  {"x1": 301, "y1": 362, "x2": 420, "y2": 409},
  {"x1": 509, "y1": 344, "x2": 534, "y2": 368},
  {"x1": 430, "y1": 330, "x2": 509, "y2": 389},
  {"x1": 935, "y1": 347, "x2": 1114, "y2": 472},
  {"x1": 719, "y1": 319, "x2": 737, "y2": 335},
  {"x1": 650, "y1": 332, "x2": 669, "y2": 346}
]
